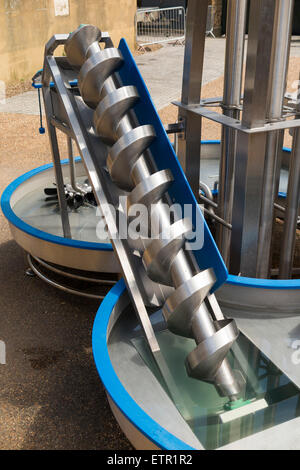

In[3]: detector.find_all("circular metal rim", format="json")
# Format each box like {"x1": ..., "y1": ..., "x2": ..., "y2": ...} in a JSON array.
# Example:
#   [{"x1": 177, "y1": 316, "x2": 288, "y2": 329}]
[
  {"x1": 92, "y1": 278, "x2": 196, "y2": 450},
  {"x1": 31, "y1": 255, "x2": 116, "y2": 285},
  {"x1": 27, "y1": 254, "x2": 107, "y2": 300},
  {"x1": 0, "y1": 157, "x2": 113, "y2": 252},
  {"x1": 226, "y1": 274, "x2": 300, "y2": 290}
]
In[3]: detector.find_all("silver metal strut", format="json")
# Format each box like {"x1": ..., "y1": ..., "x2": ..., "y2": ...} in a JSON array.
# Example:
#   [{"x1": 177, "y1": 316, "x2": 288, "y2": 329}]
[
  {"x1": 217, "y1": 0, "x2": 247, "y2": 267},
  {"x1": 175, "y1": 0, "x2": 299, "y2": 282},
  {"x1": 43, "y1": 25, "x2": 242, "y2": 400},
  {"x1": 279, "y1": 77, "x2": 300, "y2": 279}
]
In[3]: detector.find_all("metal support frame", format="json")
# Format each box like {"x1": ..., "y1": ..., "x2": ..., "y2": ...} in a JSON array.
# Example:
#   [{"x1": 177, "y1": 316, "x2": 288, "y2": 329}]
[
  {"x1": 177, "y1": 0, "x2": 209, "y2": 199},
  {"x1": 42, "y1": 35, "x2": 73, "y2": 240},
  {"x1": 279, "y1": 77, "x2": 300, "y2": 279},
  {"x1": 230, "y1": 0, "x2": 294, "y2": 277},
  {"x1": 67, "y1": 136, "x2": 84, "y2": 194},
  {"x1": 46, "y1": 117, "x2": 72, "y2": 239},
  {"x1": 42, "y1": 35, "x2": 163, "y2": 357},
  {"x1": 217, "y1": 0, "x2": 247, "y2": 267},
  {"x1": 41, "y1": 25, "x2": 244, "y2": 403},
  {"x1": 256, "y1": 0, "x2": 295, "y2": 278},
  {"x1": 175, "y1": 0, "x2": 299, "y2": 280}
]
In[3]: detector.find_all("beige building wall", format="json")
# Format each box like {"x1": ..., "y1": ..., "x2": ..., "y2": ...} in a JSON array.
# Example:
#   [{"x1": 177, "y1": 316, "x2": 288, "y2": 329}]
[{"x1": 0, "y1": 0, "x2": 136, "y2": 83}]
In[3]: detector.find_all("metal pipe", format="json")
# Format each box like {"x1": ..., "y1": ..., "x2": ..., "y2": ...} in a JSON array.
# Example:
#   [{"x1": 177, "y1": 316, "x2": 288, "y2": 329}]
[
  {"x1": 274, "y1": 203, "x2": 300, "y2": 224},
  {"x1": 104, "y1": 45, "x2": 239, "y2": 398},
  {"x1": 267, "y1": 0, "x2": 295, "y2": 122},
  {"x1": 177, "y1": 0, "x2": 210, "y2": 198},
  {"x1": 27, "y1": 254, "x2": 105, "y2": 300},
  {"x1": 118, "y1": 108, "x2": 240, "y2": 399},
  {"x1": 202, "y1": 206, "x2": 232, "y2": 230},
  {"x1": 256, "y1": 0, "x2": 295, "y2": 278},
  {"x1": 67, "y1": 137, "x2": 85, "y2": 194},
  {"x1": 230, "y1": 0, "x2": 282, "y2": 276},
  {"x1": 200, "y1": 198, "x2": 300, "y2": 230},
  {"x1": 279, "y1": 79, "x2": 300, "y2": 279},
  {"x1": 42, "y1": 61, "x2": 72, "y2": 240},
  {"x1": 48, "y1": 125, "x2": 72, "y2": 239},
  {"x1": 32, "y1": 256, "x2": 116, "y2": 285},
  {"x1": 199, "y1": 193, "x2": 218, "y2": 210},
  {"x1": 199, "y1": 181, "x2": 216, "y2": 217},
  {"x1": 217, "y1": 0, "x2": 247, "y2": 267}
]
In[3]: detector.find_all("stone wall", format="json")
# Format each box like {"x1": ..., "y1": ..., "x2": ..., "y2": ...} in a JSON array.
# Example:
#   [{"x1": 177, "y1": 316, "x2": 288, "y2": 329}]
[{"x1": 0, "y1": 0, "x2": 136, "y2": 84}]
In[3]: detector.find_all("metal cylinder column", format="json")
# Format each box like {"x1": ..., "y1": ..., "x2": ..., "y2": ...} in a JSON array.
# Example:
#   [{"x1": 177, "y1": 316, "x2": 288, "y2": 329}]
[{"x1": 217, "y1": 0, "x2": 247, "y2": 267}]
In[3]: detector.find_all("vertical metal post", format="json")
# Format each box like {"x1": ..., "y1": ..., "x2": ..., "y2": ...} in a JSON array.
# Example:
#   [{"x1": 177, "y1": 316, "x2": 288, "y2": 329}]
[
  {"x1": 230, "y1": 0, "x2": 277, "y2": 276},
  {"x1": 177, "y1": 0, "x2": 209, "y2": 198},
  {"x1": 68, "y1": 137, "x2": 76, "y2": 190},
  {"x1": 256, "y1": 0, "x2": 294, "y2": 278},
  {"x1": 217, "y1": 0, "x2": 247, "y2": 266},
  {"x1": 68, "y1": 136, "x2": 84, "y2": 194},
  {"x1": 42, "y1": 62, "x2": 71, "y2": 239},
  {"x1": 48, "y1": 124, "x2": 72, "y2": 239},
  {"x1": 279, "y1": 80, "x2": 300, "y2": 279}
]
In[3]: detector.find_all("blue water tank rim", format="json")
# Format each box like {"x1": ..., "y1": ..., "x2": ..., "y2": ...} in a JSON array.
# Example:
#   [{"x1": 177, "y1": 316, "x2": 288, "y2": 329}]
[
  {"x1": 226, "y1": 274, "x2": 300, "y2": 290},
  {"x1": 92, "y1": 278, "x2": 196, "y2": 450},
  {"x1": 0, "y1": 158, "x2": 113, "y2": 252}
]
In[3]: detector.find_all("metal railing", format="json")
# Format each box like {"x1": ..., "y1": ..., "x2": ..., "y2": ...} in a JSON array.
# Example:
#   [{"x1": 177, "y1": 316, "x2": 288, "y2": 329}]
[
  {"x1": 206, "y1": 5, "x2": 216, "y2": 38},
  {"x1": 135, "y1": 7, "x2": 186, "y2": 48}
]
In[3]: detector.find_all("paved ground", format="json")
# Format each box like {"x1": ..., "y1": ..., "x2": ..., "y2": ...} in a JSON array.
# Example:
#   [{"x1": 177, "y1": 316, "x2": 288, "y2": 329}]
[
  {"x1": 1, "y1": 37, "x2": 299, "y2": 116},
  {"x1": 0, "y1": 90, "x2": 43, "y2": 116},
  {"x1": 0, "y1": 256, "x2": 131, "y2": 450},
  {"x1": 290, "y1": 37, "x2": 300, "y2": 57},
  {"x1": 0, "y1": 38, "x2": 226, "y2": 115}
]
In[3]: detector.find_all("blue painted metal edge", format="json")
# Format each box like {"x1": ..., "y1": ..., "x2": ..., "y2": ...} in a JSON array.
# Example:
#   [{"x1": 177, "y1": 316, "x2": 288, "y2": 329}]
[
  {"x1": 0, "y1": 158, "x2": 113, "y2": 252},
  {"x1": 92, "y1": 279, "x2": 196, "y2": 451},
  {"x1": 118, "y1": 38, "x2": 228, "y2": 293},
  {"x1": 227, "y1": 274, "x2": 300, "y2": 290}
]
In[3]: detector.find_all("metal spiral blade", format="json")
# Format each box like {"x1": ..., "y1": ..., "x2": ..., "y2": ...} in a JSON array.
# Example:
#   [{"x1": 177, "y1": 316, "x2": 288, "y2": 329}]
[
  {"x1": 143, "y1": 219, "x2": 193, "y2": 286},
  {"x1": 107, "y1": 126, "x2": 156, "y2": 191},
  {"x1": 64, "y1": 24, "x2": 242, "y2": 400},
  {"x1": 127, "y1": 170, "x2": 174, "y2": 209},
  {"x1": 94, "y1": 86, "x2": 140, "y2": 143},
  {"x1": 65, "y1": 25, "x2": 102, "y2": 67},
  {"x1": 186, "y1": 319, "x2": 239, "y2": 381},
  {"x1": 162, "y1": 270, "x2": 216, "y2": 338},
  {"x1": 79, "y1": 48, "x2": 123, "y2": 108}
]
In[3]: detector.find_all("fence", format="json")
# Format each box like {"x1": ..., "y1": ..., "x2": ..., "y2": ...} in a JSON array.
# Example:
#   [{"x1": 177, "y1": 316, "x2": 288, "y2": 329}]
[
  {"x1": 135, "y1": 7, "x2": 186, "y2": 48},
  {"x1": 135, "y1": 6, "x2": 216, "y2": 48},
  {"x1": 206, "y1": 5, "x2": 216, "y2": 38}
]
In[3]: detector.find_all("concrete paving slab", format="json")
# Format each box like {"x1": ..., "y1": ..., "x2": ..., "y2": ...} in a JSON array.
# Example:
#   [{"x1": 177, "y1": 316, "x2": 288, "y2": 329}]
[
  {"x1": 135, "y1": 38, "x2": 226, "y2": 109},
  {"x1": 0, "y1": 38, "x2": 227, "y2": 115},
  {"x1": 0, "y1": 90, "x2": 43, "y2": 116}
]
